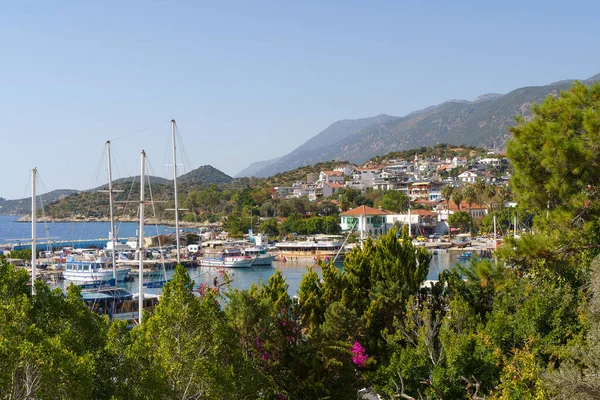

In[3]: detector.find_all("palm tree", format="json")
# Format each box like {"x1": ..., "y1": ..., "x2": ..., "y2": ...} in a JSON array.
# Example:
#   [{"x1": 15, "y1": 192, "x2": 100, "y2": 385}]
[
  {"x1": 453, "y1": 189, "x2": 464, "y2": 212},
  {"x1": 463, "y1": 185, "x2": 477, "y2": 236},
  {"x1": 486, "y1": 185, "x2": 497, "y2": 213},
  {"x1": 497, "y1": 184, "x2": 511, "y2": 210},
  {"x1": 474, "y1": 178, "x2": 486, "y2": 209},
  {"x1": 441, "y1": 185, "x2": 454, "y2": 209},
  {"x1": 441, "y1": 184, "x2": 455, "y2": 237}
]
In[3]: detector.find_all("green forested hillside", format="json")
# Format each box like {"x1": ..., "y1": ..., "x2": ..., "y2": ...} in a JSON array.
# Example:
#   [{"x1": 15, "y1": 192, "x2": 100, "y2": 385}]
[{"x1": 0, "y1": 189, "x2": 77, "y2": 215}]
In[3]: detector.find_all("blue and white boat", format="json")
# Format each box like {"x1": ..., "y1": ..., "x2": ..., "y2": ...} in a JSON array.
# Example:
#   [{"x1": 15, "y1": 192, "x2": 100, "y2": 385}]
[
  {"x1": 242, "y1": 245, "x2": 276, "y2": 266},
  {"x1": 456, "y1": 252, "x2": 472, "y2": 260},
  {"x1": 62, "y1": 259, "x2": 130, "y2": 283},
  {"x1": 199, "y1": 248, "x2": 254, "y2": 268}
]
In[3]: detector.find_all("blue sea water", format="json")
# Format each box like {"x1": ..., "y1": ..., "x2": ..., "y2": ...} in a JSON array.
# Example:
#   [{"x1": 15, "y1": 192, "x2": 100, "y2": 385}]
[{"x1": 0, "y1": 215, "x2": 187, "y2": 249}]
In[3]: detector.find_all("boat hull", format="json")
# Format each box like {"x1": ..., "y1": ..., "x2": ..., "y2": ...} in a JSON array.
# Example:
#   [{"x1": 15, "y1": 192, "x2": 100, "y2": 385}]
[
  {"x1": 63, "y1": 267, "x2": 130, "y2": 283},
  {"x1": 199, "y1": 257, "x2": 254, "y2": 268},
  {"x1": 276, "y1": 251, "x2": 345, "y2": 262},
  {"x1": 251, "y1": 254, "x2": 276, "y2": 266}
]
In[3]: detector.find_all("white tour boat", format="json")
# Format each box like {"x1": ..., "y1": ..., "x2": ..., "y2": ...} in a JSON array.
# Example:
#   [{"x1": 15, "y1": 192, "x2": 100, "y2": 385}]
[
  {"x1": 199, "y1": 248, "x2": 254, "y2": 268},
  {"x1": 275, "y1": 235, "x2": 347, "y2": 262},
  {"x1": 62, "y1": 259, "x2": 130, "y2": 283}
]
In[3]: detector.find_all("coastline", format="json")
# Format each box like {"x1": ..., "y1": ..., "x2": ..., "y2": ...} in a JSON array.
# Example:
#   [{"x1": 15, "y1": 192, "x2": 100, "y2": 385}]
[{"x1": 13, "y1": 215, "x2": 216, "y2": 229}]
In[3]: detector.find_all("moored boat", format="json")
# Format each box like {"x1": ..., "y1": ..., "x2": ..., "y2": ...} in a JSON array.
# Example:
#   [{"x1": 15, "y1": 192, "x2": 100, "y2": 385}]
[
  {"x1": 62, "y1": 259, "x2": 130, "y2": 283},
  {"x1": 275, "y1": 235, "x2": 346, "y2": 262},
  {"x1": 242, "y1": 245, "x2": 276, "y2": 266},
  {"x1": 199, "y1": 248, "x2": 254, "y2": 268}
]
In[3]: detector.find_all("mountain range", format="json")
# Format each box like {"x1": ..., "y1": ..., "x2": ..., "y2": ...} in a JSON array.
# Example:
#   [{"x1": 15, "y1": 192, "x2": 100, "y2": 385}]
[
  {"x1": 0, "y1": 166, "x2": 232, "y2": 215},
  {"x1": 0, "y1": 190, "x2": 78, "y2": 215},
  {"x1": 236, "y1": 74, "x2": 600, "y2": 178}
]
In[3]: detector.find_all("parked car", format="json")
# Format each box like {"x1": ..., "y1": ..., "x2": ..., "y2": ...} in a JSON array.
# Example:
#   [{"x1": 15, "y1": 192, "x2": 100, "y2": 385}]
[{"x1": 152, "y1": 249, "x2": 167, "y2": 259}]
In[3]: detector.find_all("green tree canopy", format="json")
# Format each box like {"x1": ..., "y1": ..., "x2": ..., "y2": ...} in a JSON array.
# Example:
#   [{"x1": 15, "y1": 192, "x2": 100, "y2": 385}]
[
  {"x1": 508, "y1": 82, "x2": 600, "y2": 215},
  {"x1": 380, "y1": 190, "x2": 409, "y2": 213},
  {"x1": 448, "y1": 211, "x2": 470, "y2": 233}
]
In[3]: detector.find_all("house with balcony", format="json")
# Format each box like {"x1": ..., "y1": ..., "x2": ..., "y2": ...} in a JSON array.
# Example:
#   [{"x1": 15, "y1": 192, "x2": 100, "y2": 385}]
[
  {"x1": 347, "y1": 167, "x2": 380, "y2": 192},
  {"x1": 409, "y1": 181, "x2": 431, "y2": 200},
  {"x1": 372, "y1": 170, "x2": 404, "y2": 191},
  {"x1": 452, "y1": 156, "x2": 468, "y2": 168},
  {"x1": 436, "y1": 200, "x2": 488, "y2": 220},
  {"x1": 428, "y1": 181, "x2": 445, "y2": 201},
  {"x1": 340, "y1": 205, "x2": 390, "y2": 237},
  {"x1": 386, "y1": 209, "x2": 440, "y2": 236},
  {"x1": 457, "y1": 170, "x2": 494, "y2": 184},
  {"x1": 318, "y1": 170, "x2": 345, "y2": 184},
  {"x1": 273, "y1": 185, "x2": 307, "y2": 200},
  {"x1": 334, "y1": 165, "x2": 355, "y2": 176}
]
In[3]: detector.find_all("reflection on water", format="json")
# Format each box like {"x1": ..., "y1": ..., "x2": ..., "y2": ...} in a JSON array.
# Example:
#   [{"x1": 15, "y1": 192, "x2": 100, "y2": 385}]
[
  {"x1": 52, "y1": 253, "x2": 472, "y2": 296},
  {"x1": 428, "y1": 251, "x2": 471, "y2": 280}
]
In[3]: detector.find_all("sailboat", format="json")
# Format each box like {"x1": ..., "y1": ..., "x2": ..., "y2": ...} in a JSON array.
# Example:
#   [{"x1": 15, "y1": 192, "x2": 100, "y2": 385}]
[
  {"x1": 79, "y1": 149, "x2": 158, "y2": 326},
  {"x1": 142, "y1": 119, "x2": 182, "y2": 288},
  {"x1": 61, "y1": 141, "x2": 131, "y2": 286}
]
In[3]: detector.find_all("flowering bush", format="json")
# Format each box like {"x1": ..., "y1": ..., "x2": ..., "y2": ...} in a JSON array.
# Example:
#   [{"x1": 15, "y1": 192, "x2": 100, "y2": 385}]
[{"x1": 351, "y1": 342, "x2": 368, "y2": 368}]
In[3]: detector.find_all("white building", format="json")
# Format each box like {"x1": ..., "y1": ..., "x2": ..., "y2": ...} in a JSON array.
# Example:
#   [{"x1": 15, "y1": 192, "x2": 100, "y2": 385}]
[
  {"x1": 318, "y1": 170, "x2": 345, "y2": 184},
  {"x1": 452, "y1": 156, "x2": 468, "y2": 168},
  {"x1": 334, "y1": 165, "x2": 355, "y2": 176},
  {"x1": 457, "y1": 170, "x2": 481, "y2": 184},
  {"x1": 348, "y1": 167, "x2": 380, "y2": 192},
  {"x1": 340, "y1": 205, "x2": 389, "y2": 237},
  {"x1": 386, "y1": 209, "x2": 439, "y2": 234},
  {"x1": 273, "y1": 185, "x2": 307, "y2": 199}
]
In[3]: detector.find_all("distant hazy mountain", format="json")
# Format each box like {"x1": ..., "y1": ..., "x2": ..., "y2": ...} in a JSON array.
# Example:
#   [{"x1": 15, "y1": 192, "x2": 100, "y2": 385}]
[
  {"x1": 0, "y1": 189, "x2": 78, "y2": 215},
  {"x1": 242, "y1": 74, "x2": 600, "y2": 177},
  {"x1": 244, "y1": 114, "x2": 398, "y2": 177},
  {"x1": 235, "y1": 157, "x2": 282, "y2": 178}
]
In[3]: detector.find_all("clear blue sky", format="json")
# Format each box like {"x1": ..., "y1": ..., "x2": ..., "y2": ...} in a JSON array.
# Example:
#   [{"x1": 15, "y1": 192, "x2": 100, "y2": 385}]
[{"x1": 1, "y1": 0, "x2": 599, "y2": 199}]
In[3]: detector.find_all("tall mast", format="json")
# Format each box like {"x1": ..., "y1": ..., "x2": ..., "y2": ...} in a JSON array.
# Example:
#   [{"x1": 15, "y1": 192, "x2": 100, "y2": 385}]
[
  {"x1": 493, "y1": 214, "x2": 497, "y2": 251},
  {"x1": 171, "y1": 120, "x2": 181, "y2": 264},
  {"x1": 408, "y1": 200, "x2": 412, "y2": 237},
  {"x1": 106, "y1": 141, "x2": 117, "y2": 281},
  {"x1": 31, "y1": 168, "x2": 37, "y2": 294},
  {"x1": 138, "y1": 150, "x2": 146, "y2": 324}
]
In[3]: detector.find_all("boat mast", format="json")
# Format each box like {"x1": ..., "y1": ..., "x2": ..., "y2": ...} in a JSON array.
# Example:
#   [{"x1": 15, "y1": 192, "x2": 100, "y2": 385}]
[
  {"x1": 171, "y1": 120, "x2": 181, "y2": 264},
  {"x1": 106, "y1": 141, "x2": 117, "y2": 281},
  {"x1": 138, "y1": 150, "x2": 146, "y2": 324},
  {"x1": 408, "y1": 200, "x2": 412, "y2": 237},
  {"x1": 31, "y1": 167, "x2": 37, "y2": 294},
  {"x1": 493, "y1": 214, "x2": 497, "y2": 251}
]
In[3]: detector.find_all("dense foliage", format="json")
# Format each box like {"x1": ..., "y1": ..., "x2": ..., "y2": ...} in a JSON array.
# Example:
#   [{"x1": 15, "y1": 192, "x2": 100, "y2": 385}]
[{"x1": 4, "y1": 82, "x2": 600, "y2": 398}]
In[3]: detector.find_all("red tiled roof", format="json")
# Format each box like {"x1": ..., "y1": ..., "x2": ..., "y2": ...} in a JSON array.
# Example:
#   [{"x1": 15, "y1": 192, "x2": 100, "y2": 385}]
[
  {"x1": 413, "y1": 198, "x2": 437, "y2": 206},
  {"x1": 410, "y1": 209, "x2": 437, "y2": 216},
  {"x1": 341, "y1": 205, "x2": 390, "y2": 216},
  {"x1": 438, "y1": 200, "x2": 487, "y2": 211},
  {"x1": 323, "y1": 170, "x2": 343, "y2": 176}
]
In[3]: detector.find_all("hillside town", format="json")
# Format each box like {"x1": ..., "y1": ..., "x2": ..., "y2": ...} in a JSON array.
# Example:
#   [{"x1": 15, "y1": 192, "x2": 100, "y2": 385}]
[{"x1": 273, "y1": 150, "x2": 510, "y2": 237}]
